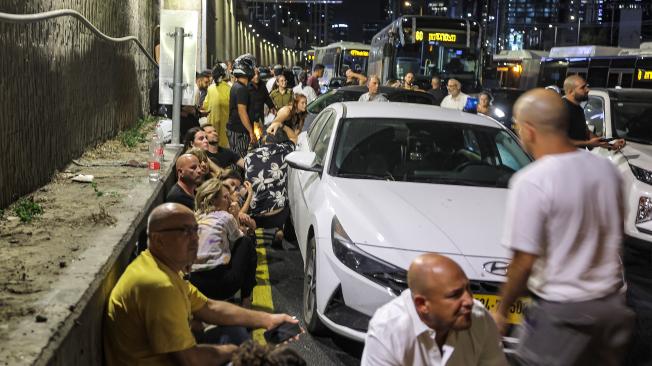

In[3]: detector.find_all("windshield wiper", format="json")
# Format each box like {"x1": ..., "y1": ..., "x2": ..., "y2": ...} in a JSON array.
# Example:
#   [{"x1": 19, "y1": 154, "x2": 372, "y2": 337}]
[
  {"x1": 624, "y1": 136, "x2": 652, "y2": 145},
  {"x1": 337, "y1": 172, "x2": 394, "y2": 181},
  {"x1": 411, "y1": 177, "x2": 492, "y2": 187}
]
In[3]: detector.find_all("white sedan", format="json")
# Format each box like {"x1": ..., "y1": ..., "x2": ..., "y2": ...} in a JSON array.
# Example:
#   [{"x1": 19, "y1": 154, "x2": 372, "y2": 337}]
[{"x1": 285, "y1": 102, "x2": 532, "y2": 342}]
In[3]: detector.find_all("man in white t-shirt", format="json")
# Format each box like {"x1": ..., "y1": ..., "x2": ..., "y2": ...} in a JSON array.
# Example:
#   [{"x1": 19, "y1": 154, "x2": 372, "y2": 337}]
[
  {"x1": 440, "y1": 78, "x2": 468, "y2": 110},
  {"x1": 494, "y1": 88, "x2": 634, "y2": 365},
  {"x1": 362, "y1": 254, "x2": 507, "y2": 366}
]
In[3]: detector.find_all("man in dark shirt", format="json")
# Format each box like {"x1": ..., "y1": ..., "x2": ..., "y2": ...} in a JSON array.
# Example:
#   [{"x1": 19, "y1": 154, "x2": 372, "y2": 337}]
[
  {"x1": 427, "y1": 75, "x2": 446, "y2": 106},
  {"x1": 307, "y1": 64, "x2": 325, "y2": 96},
  {"x1": 227, "y1": 55, "x2": 257, "y2": 158},
  {"x1": 248, "y1": 68, "x2": 276, "y2": 125},
  {"x1": 165, "y1": 154, "x2": 204, "y2": 210},
  {"x1": 563, "y1": 75, "x2": 624, "y2": 150},
  {"x1": 202, "y1": 125, "x2": 245, "y2": 170}
]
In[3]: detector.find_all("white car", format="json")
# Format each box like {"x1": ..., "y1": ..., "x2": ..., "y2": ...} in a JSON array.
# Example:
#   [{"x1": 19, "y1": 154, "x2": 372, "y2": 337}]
[
  {"x1": 285, "y1": 102, "x2": 532, "y2": 342},
  {"x1": 585, "y1": 88, "x2": 652, "y2": 246}
]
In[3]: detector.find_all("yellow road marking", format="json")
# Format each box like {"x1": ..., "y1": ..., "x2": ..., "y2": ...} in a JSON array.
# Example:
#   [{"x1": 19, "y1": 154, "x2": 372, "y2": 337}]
[{"x1": 252, "y1": 228, "x2": 274, "y2": 344}]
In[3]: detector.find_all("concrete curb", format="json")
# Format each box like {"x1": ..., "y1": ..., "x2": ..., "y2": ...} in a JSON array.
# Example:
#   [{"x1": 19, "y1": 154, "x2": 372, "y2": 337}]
[{"x1": 0, "y1": 146, "x2": 181, "y2": 366}]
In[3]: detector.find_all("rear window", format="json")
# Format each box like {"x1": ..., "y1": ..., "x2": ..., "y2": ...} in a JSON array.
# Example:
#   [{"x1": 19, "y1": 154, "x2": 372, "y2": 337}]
[{"x1": 307, "y1": 90, "x2": 362, "y2": 114}]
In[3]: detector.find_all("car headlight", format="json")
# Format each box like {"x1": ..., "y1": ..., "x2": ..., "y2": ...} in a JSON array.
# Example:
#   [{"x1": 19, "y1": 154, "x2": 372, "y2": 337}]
[
  {"x1": 630, "y1": 164, "x2": 652, "y2": 185},
  {"x1": 493, "y1": 107, "x2": 506, "y2": 119},
  {"x1": 637, "y1": 197, "x2": 652, "y2": 224},
  {"x1": 331, "y1": 216, "x2": 407, "y2": 297}
]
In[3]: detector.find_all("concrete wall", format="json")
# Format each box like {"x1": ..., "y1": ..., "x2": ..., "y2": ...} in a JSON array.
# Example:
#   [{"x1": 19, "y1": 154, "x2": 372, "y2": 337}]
[{"x1": 0, "y1": 0, "x2": 158, "y2": 209}]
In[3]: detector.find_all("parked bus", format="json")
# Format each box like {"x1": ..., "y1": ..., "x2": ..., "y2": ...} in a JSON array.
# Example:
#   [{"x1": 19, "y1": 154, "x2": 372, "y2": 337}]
[
  {"x1": 490, "y1": 49, "x2": 548, "y2": 90},
  {"x1": 313, "y1": 41, "x2": 370, "y2": 91},
  {"x1": 368, "y1": 16, "x2": 483, "y2": 92},
  {"x1": 538, "y1": 43, "x2": 652, "y2": 89}
]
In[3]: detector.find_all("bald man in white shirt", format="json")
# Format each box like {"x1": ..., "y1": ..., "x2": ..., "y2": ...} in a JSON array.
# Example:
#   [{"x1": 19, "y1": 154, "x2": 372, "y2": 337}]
[{"x1": 361, "y1": 254, "x2": 507, "y2": 366}]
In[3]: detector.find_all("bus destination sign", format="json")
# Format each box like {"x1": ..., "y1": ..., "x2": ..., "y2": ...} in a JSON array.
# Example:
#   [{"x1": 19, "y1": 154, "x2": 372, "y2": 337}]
[
  {"x1": 638, "y1": 69, "x2": 652, "y2": 81},
  {"x1": 349, "y1": 49, "x2": 369, "y2": 57},
  {"x1": 415, "y1": 30, "x2": 457, "y2": 43}
]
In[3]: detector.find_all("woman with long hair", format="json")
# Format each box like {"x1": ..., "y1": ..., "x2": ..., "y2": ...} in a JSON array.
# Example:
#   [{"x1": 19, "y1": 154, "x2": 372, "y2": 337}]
[
  {"x1": 190, "y1": 178, "x2": 257, "y2": 307},
  {"x1": 266, "y1": 93, "x2": 308, "y2": 135}
]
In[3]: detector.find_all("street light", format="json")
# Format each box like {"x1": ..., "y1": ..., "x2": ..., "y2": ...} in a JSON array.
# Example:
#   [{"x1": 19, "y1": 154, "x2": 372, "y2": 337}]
[{"x1": 404, "y1": 1, "x2": 411, "y2": 7}]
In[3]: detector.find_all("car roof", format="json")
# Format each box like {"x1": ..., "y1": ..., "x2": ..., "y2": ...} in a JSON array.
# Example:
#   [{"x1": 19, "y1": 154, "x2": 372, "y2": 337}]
[
  {"x1": 591, "y1": 88, "x2": 652, "y2": 101},
  {"x1": 335, "y1": 85, "x2": 436, "y2": 98},
  {"x1": 328, "y1": 102, "x2": 504, "y2": 128}
]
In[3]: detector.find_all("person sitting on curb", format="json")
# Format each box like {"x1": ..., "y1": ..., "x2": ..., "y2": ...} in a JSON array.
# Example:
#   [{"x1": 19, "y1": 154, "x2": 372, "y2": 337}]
[
  {"x1": 361, "y1": 253, "x2": 507, "y2": 366},
  {"x1": 190, "y1": 179, "x2": 257, "y2": 308},
  {"x1": 104, "y1": 203, "x2": 299, "y2": 366},
  {"x1": 166, "y1": 154, "x2": 204, "y2": 210},
  {"x1": 202, "y1": 124, "x2": 245, "y2": 170}
]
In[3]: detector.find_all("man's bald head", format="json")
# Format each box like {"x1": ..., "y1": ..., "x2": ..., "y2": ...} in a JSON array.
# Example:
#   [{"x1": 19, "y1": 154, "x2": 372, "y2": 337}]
[
  {"x1": 513, "y1": 88, "x2": 568, "y2": 134},
  {"x1": 563, "y1": 74, "x2": 584, "y2": 95},
  {"x1": 408, "y1": 254, "x2": 465, "y2": 296},
  {"x1": 407, "y1": 254, "x2": 474, "y2": 333},
  {"x1": 176, "y1": 153, "x2": 199, "y2": 170},
  {"x1": 147, "y1": 202, "x2": 194, "y2": 233}
]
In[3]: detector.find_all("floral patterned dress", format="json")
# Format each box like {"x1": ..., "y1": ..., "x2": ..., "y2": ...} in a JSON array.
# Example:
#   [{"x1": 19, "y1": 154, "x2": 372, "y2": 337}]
[{"x1": 244, "y1": 141, "x2": 295, "y2": 216}]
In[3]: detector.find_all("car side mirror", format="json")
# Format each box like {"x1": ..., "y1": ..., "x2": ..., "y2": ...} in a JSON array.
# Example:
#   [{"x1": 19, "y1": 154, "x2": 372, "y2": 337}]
[{"x1": 286, "y1": 151, "x2": 322, "y2": 173}]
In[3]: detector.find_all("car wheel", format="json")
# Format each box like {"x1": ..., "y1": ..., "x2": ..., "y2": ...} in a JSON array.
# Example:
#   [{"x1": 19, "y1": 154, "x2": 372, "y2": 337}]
[{"x1": 303, "y1": 236, "x2": 326, "y2": 334}]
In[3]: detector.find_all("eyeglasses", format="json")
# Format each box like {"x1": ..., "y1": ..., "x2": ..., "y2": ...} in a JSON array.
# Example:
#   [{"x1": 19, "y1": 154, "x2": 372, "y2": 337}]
[{"x1": 151, "y1": 225, "x2": 199, "y2": 236}]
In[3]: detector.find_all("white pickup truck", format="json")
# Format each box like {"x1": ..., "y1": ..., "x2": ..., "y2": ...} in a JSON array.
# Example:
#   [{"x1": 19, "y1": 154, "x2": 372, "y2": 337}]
[{"x1": 585, "y1": 88, "x2": 652, "y2": 245}]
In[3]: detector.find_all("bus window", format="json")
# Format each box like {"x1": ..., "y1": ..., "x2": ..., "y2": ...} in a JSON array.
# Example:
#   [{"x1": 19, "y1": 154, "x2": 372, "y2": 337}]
[
  {"x1": 607, "y1": 73, "x2": 620, "y2": 88},
  {"x1": 539, "y1": 61, "x2": 568, "y2": 87},
  {"x1": 587, "y1": 67, "x2": 608, "y2": 88},
  {"x1": 622, "y1": 73, "x2": 634, "y2": 88}
]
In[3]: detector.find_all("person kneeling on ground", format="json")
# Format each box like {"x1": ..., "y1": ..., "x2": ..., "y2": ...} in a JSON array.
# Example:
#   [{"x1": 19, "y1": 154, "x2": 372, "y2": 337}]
[
  {"x1": 361, "y1": 253, "x2": 507, "y2": 366},
  {"x1": 245, "y1": 127, "x2": 297, "y2": 246},
  {"x1": 190, "y1": 178, "x2": 257, "y2": 308},
  {"x1": 104, "y1": 203, "x2": 298, "y2": 366}
]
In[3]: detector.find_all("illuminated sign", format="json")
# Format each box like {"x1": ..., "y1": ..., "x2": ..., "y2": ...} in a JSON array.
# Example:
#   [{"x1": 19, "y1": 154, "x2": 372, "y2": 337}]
[
  {"x1": 350, "y1": 49, "x2": 369, "y2": 57},
  {"x1": 638, "y1": 69, "x2": 652, "y2": 81},
  {"x1": 307, "y1": 54, "x2": 315, "y2": 61},
  {"x1": 415, "y1": 30, "x2": 457, "y2": 43},
  {"x1": 497, "y1": 67, "x2": 509, "y2": 72}
]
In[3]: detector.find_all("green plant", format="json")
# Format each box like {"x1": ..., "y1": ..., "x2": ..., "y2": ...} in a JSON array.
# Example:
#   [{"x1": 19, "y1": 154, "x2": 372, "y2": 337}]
[
  {"x1": 118, "y1": 115, "x2": 158, "y2": 148},
  {"x1": 13, "y1": 197, "x2": 43, "y2": 223},
  {"x1": 90, "y1": 182, "x2": 104, "y2": 197}
]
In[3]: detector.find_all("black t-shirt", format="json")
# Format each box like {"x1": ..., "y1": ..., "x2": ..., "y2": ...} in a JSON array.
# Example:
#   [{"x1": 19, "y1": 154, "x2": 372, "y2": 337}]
[
  {"x1": 228, "y1": 81, "x2": 250, "y2": 133},
  {"x1": 564, "y1": 98, "x2": 588, "y2": 141},
  {"x1": 427, "y1": 88, "x2": 446, "y2": 106},
  {"x1": 166, "y1": 183, "x2": 194, "y2": 210},
  {"x1": 206, "y1": 147, "x2": 240, "y2": 168},
  {"x1": 248, "y1": 81, "x2": 275, "y2": 123}
]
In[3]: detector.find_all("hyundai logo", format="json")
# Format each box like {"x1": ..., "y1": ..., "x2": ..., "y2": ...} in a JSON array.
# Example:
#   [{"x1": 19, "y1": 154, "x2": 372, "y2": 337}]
[{"x1": 482, "y1": 261, "x2": 510, "y2": 276}]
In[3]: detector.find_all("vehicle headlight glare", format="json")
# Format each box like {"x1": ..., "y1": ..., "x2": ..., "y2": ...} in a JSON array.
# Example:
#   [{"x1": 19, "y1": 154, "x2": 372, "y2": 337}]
[
  {"x1": 630, "y1": 164, "x2": 652, "y2": 186},
  {"x1": 493, "y1": 107, "x2": 506, "y2": 119},
  {"x1": 331, "y1": 217, "x2": 407, "y2": 296},
  {"x1": 637, "y1": 197, "x2": 652, "y2": 224}
]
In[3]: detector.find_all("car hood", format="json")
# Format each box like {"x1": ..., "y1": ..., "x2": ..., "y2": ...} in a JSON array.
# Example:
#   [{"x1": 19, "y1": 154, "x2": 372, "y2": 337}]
[
  {"x1": 327, "y1": 178, "x2": 511, "y2": 258},
  {"x1": 622, "y1": 141, "x2": 652, "y2": 169}
]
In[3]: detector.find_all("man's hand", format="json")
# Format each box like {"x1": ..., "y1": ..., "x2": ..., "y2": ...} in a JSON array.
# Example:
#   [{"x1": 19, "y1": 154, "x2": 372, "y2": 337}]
[
  {"x1": 265, "y1": 314, "x2": 304, "y2": 343},
  {"x1": 215, "y1": 344, "x2": 238, "y2": 360},
  {"x1": 587, "y1": 136, "x2": 608, "y2": 148},
  {"x1": 609, "y1": 138, "x2": 626, "y2": 151},
  {"x1": 244, "y1": 181, "x2": 253, "y2": 195},
  {"x1": 248, "y1": 131, "x2": 257, "y2": 145}
]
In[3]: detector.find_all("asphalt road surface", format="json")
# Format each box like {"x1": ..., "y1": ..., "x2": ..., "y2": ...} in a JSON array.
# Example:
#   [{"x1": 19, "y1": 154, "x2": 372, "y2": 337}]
[{"x1": 265, "y1": 240, "x2": 363, "y2": 365}]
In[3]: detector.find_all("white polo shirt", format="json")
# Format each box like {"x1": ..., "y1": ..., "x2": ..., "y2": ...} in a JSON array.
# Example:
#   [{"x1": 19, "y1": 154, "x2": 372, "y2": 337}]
[
  {"x1": 502, "y1": 149, "x2": 625, "y2": 302},
  {"x1": 361, "y1": 290, "x2": 507, "y2": 366},
  {"x1": 440, "y1": 93, "x2": 468, "y2": 110}
]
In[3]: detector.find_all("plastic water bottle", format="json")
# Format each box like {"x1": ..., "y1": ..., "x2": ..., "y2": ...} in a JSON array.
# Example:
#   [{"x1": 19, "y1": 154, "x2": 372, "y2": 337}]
[{"x1": 148, "y1": 133, "x2": 162, "y2": 182}]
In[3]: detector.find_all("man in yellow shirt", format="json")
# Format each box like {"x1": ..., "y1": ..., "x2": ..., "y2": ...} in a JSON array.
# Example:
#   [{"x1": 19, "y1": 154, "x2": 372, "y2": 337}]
[
  {"x1": 203, "y1": 63, "x2": 231, "y2": 149},
  {"x1": 104, "y1": 203, "x2": 298, "y2": 366}
]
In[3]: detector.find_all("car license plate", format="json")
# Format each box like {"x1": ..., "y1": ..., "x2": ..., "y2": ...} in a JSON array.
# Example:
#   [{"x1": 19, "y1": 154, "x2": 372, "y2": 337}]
[{"x1": 473, "y1": 294, "x2": 531, "y2": 325}]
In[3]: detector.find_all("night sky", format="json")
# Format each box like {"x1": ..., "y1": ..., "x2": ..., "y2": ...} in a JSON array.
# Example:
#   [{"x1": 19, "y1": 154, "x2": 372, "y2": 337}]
[{"x1": 330, "y1": 0, "x2": 385, "y2": 42}]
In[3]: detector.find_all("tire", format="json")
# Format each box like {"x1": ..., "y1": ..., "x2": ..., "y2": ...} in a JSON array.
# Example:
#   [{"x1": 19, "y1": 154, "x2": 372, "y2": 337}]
[{"x1": 302, "y1": 236, "x2": 327, "y2": 334}]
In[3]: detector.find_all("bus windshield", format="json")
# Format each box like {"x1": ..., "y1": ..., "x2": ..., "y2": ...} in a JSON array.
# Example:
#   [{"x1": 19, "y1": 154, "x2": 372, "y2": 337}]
[
  {"x1": 396, "y1": 43, "x2": 479, "y2": 90},
  {"x1": 341, "y1": 50, "x2": 368, "y2": 75}
]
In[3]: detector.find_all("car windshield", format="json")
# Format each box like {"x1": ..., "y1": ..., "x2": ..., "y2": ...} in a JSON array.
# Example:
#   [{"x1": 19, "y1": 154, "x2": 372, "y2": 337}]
[
  {"x1": 612, "y1": 100, "x2": 652, "y2": 145},
  {"x1": 331, "y1": 118, "x2": 531, "y2": 188},
  {"x1": 307, "y1": 90, "x2": 363, "y2": 114}
]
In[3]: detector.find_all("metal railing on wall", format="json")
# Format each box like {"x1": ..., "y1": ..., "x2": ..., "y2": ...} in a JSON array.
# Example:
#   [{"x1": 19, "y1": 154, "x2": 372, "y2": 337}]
[{"x1": 0, "y1": 9, "x2": 158, "y2": 67}]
